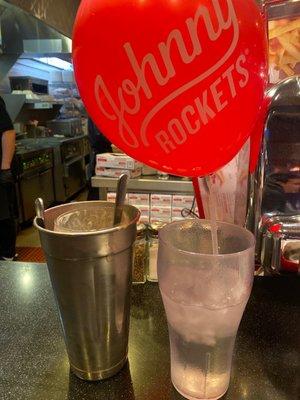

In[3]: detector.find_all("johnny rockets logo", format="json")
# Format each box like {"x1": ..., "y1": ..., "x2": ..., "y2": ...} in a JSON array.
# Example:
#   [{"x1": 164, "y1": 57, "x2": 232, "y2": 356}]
[{"x1": 94, "y1": 0, "x2": 247, "y2": 154}]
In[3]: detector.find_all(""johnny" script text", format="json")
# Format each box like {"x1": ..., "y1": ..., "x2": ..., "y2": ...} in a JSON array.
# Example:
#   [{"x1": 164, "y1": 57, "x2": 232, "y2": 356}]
[{"x1": 94, "y1": 0, "x2": 241, "y2": 150}]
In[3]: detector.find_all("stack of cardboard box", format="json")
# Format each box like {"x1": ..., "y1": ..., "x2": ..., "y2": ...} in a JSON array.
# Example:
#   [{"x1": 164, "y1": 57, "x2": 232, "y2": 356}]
[
  {"x1": 107, "y1": 193, "x2": 195, "y2": 224},
  {"x1": 96, "y1": 153, "x2": 142, "y2": 178},
  {"x1": 172, "y1": 195, "x2": 195, "y2": 221},
  {"x1": 150, "y1": 194, "x2": 172, "y2": 223},
  {"x1": 128, "y1": 193, "x2": 150, "y2": 223}
]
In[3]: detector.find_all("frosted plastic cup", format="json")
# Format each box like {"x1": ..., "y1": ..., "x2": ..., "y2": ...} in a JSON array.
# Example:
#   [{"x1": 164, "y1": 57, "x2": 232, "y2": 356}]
[{"x1": 158, "y1": 219, "x2": 255, "y2": 400}]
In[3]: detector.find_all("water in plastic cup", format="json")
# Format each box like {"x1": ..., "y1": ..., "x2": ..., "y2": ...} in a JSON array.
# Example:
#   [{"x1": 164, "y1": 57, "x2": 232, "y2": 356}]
[{"x1": 158, "y1": 220, "x2": 255, "y2": 400}]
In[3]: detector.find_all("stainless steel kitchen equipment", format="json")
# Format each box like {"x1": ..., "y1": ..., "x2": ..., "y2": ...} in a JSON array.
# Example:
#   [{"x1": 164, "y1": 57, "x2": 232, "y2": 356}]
[
  {"x1": 52, "y1": 137, "x2": 87, "y2": 201},
  {"x1": 46, "y1": 118, "x2": 83, "y2": 137},
  {"x1": 25, "y1": 124, "x2": 48, "y2": 139},
  {"x1": 1, "y1": 94, "x2": 63, "y2": 124},
  {"x1": 0, "y1": 0, "x2": 73, "y2": 79},
  {"x1": 3, "y1": 0, "x2": 80, "y2": 39},
  {"x1": 34, "y1": 201, "x2": 140, "y2": 381},
  {"x1": 16, "y1": 136, "x2": 88, "y2": 203},
  {"x1": 9, "y1": 76, "x2": 48, "y2": 95},
  {"x1": 247, "y1": 76, "x2": 300, "y2": 275},
  {"x1": 15, "y1": 146, "x2": 54, "y2": 223}
]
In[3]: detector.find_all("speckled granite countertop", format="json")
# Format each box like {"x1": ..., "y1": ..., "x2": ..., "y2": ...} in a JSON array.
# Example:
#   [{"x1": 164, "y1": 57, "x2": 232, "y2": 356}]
[{"x1": 0, "y1": 262, "x2": 299, "y2": 400}]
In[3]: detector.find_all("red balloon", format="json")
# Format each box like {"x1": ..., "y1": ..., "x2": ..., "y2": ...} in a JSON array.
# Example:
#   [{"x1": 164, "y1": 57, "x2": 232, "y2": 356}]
[{"x1": 73, "y1": 0, "x2": 268, "y2": 177}]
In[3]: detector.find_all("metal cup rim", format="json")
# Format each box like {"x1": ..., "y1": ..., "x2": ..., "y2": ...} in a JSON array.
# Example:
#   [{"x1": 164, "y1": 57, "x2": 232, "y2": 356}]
[{"x1": 34, "y1": 201, "x2": 140, "y2": 237}]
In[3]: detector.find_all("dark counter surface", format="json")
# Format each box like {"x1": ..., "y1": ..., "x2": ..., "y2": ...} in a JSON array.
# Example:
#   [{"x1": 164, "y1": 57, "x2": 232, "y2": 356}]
[{"x1": 0, "y1": 262, "x2": 299, "y2": 400}]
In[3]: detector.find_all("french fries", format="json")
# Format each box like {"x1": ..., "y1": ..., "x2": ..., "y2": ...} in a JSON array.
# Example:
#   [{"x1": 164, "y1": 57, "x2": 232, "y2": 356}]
[{"x1": 269, "y1": 18, "x2": 300, "y2": 81}]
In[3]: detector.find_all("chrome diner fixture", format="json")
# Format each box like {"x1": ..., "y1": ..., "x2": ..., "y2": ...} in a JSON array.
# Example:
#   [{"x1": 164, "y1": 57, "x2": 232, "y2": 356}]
[{"x1": 247, "y1": 76, "x2": 300, "y2": 274}]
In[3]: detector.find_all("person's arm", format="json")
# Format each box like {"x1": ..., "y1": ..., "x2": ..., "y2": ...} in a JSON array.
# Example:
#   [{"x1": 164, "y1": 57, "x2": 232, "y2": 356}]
[
  {"x1": 1, "y1": 129, "x2": 16, "y2": 170},
  {"x1": 0, "y1": 97, "x2": 16, "y2": 185}
]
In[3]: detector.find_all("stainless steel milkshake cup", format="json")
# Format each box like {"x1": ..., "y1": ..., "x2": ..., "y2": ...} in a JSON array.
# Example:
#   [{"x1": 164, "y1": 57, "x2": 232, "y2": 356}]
[{"x1": 34, "y1": 201, "x2": 140, "y2": 381}]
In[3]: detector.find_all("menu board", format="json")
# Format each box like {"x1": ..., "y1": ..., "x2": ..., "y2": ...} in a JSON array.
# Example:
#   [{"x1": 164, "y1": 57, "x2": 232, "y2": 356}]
[{"x1": 267, "y1": 0, "x2": 300, "y2": 83}]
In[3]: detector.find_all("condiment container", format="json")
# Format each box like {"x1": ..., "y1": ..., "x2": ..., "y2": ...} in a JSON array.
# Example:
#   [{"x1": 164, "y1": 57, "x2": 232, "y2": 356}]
[
  {"x1": 147, "y1": 222, "x2": 167, "y2": 282},
  {"x1": 133, "y1": 223, "x2": 148, "y2": 284}
]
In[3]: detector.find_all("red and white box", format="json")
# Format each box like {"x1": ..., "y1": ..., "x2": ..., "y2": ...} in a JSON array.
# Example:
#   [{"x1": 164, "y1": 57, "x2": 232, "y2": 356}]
[
  {"x1": 95, "y1": 166, "x2": 141, "y2": 179},
  {"x1": 151, "y1": 194, "x2": 172, "y2": 207},
  {"x1": 128, "y1": 193, "x2": 150, "y2": 206},
  {"x1": 107, "y1": 192, "x2": 128, "y2": 203},
  {"x1": 150, "y1": 206, "x2": 171, "y2": 223},
  {"x1": 172, "y1": 207, "x2": 185, "y2": 221},
  {"x1": 134, "y1": 204, "x2": 150, "y2": 223},
  {"x1": 96, "y1": 153, "x2": 142, "y2": 170},
  {"x1": 107, "y1": 192, "x2": 117, "y2": 203},
  {"x1": 172, "y1": 195, "x2": 194, "y2": 208}
]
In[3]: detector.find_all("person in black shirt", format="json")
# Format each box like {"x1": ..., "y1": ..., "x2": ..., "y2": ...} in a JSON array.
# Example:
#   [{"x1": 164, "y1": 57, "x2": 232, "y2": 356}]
[
  {"x1": 87, "y1": 118, "x2": 112, "y2": 200},
  {"x1": 0, "y1": 96, "x2": 17, "y2": 260}
]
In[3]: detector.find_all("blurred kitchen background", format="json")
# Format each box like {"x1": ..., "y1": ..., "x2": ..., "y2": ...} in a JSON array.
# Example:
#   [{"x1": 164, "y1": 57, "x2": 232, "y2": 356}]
[{"x1": 0, "y1": 0, "x2": 87, "y2": 256}]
